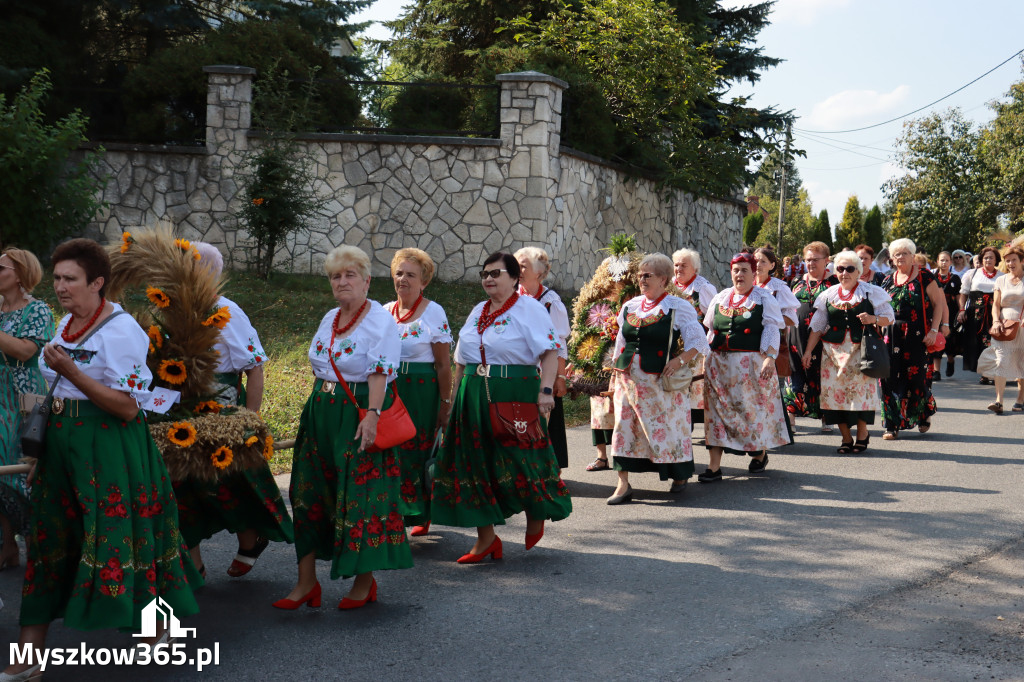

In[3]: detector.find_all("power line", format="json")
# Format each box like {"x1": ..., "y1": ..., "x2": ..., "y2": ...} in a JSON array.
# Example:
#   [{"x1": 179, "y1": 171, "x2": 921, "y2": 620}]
[
  {"x1": 794, "y1": 132, "x2": 892, "y2": 162},
  {"x1": 795, "y1": 47, "x2": 1024, "y2": 135},
  {"x1": 797, "y1": 129, "x2": 896, "y2": 154},
  {"x1": 801, "y1": 161, "x2": 891, "y2": 171}
]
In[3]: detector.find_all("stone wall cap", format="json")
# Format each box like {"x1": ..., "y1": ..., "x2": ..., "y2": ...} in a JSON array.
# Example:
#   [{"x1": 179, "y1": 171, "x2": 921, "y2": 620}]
[
  {"x1": 248, "y1": 131, "x2": 501, "y2": 147},
  {"x1": 202, "y1": 65, "x2": 257, "y2": 75},
  {"x1": 78, "y1": 141, "x2": 207, "y2": 155},
  {"x1": 495, "y1": 71, "x2": 569, "y2": 89}
]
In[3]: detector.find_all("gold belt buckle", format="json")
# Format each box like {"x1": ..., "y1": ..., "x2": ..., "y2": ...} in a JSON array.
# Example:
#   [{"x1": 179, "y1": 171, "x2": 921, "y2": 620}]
[
  {"x1": 321, "y1": 381, "x2": 337, "y2": 394},
  {"x1": 51, "y1": 396, "x2": 64, "y2": 415},
  {"x1": 476, "y1": 364, "x2": 488, "y2": 377}
]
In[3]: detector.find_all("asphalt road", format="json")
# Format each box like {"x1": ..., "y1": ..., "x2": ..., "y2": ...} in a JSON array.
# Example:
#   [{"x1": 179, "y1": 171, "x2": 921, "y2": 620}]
[{"x1": 2, "y1": 361, "x2": 1022, "y2": 681}]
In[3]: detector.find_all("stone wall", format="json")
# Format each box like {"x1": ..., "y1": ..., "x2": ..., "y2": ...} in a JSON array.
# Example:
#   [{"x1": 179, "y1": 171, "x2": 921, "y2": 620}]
[{"x1": 82, "y1": 66, "x2": 745, "y2": 290}]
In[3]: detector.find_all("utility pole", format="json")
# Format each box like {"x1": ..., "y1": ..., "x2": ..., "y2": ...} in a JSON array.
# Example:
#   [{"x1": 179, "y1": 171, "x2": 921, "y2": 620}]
[{"x1": 776, "y1": 120, "x2": 792, "y2": 255}]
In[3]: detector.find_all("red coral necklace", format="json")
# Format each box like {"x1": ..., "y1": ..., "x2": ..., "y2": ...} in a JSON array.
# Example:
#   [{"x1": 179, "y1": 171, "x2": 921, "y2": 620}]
[
  {"x1": 837, "y1": 285, "x2": 856, "y2": 302},
  {"x1": 675, "y1": 274, "x2": 697, "y2": 291},
  {"x1": 62, "y1": 298, "x2": 106, "y2": 343},
  {"x1": 640, "y1": 292, "x2": 668, "y2": 313},
  {"x1": 477, "y1": 293, "x2": 518, "y2": 335},
  {"x1": 391, "y1": 294, "x2": 422, "y2": 324},
  {"x1": 981, "y1": 267, "x2": 999, "y2": 279},
  {"x1": 333, "y1": 299, "x2": 368, "y2": 336},
  {"x1": 727, "y1": 288, "x2": 752, "y2": 309}
]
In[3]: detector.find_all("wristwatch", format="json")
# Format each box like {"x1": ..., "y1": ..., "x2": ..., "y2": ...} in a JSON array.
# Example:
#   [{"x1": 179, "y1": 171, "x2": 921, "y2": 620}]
[
  {"x1": 541, "y1": 387, "x2": 553, "y2": 395},
  {"x1": 440, "y1": 398, "x2": 451, "y2": 405},
  {"x1": 367, "y1": 407, "x2": 381, "y2": 416}
]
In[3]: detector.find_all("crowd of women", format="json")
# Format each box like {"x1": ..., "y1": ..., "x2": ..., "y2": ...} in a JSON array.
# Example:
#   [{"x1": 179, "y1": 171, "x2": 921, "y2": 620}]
[{"x1": 0, "y1": 232, "x2": 1022, "y2": 680}]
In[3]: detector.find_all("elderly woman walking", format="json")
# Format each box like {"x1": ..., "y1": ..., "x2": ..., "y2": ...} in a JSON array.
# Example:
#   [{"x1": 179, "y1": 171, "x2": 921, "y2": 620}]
[
  {"x1": 672, "y1": 248, "x2": 717, "y2": 426},
  {"x1": 879, "y1": 238, "x2": 945, "y2": 440},
  {"x1": 801, "y1": 250, "x2": 894, "y2": 452},
  {"x1": 933, "y1": 251, "x2": 962, "y2": 378},
  {"x1": 605, "y1": 254, "x2": 710, "y2": 504},
  {"x1": 0, "y1": 248, "x2": 55, "y2": 573},
  {"x1": 985, "y1": 244, "x2": 1024, "y2": 414},
  {"x1": 958, "y1": 246, "x2": 1004, "y2": 382}
]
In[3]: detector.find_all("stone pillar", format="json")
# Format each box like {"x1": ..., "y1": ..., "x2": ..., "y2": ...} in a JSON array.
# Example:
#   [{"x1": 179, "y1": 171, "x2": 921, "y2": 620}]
[
  {"x1": 495, "y1": 71, "x2": 568, "y2": 243},
  {"x1": 203, "y1": 65, "x2": 255, "y2": 155}
]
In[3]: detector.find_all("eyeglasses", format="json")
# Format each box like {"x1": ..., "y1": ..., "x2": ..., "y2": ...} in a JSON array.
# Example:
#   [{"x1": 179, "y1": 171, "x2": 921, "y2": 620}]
[
  {"x1": 638, "y1": 273, "x2": 657, "y2": 281},
  {"x1": 479, "y1": 268, "x2": 508, "y2": 280},
  {"x1": 835, "y1": 265, "x2": 857, "y2": 274},
  {"x1": 953, "y1": 256, "x2": 964, "y2": 259},
  {"x1": 804, "y1": 257, "x2": 825, "y2": 263}
]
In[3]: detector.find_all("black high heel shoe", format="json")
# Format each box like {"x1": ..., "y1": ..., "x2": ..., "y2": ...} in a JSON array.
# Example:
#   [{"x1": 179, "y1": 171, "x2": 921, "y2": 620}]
[{"x1": 852, "y1": 436, "x2": 870, "y2": 453}]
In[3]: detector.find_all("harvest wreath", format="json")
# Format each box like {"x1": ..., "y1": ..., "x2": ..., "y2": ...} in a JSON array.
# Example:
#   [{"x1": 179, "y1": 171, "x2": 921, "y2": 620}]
[{"x1": 107, "y1": 226, "x2": 273, "y2": 481}]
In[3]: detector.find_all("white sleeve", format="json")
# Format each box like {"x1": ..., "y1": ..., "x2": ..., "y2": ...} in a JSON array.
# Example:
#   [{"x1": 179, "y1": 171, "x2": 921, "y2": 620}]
[
  {"x1": 613, "y1": 303, "x2": 628, "y2": 359},
  {"x1": 670, "y1": 298, "x2": 710, "y2": 357},
  {"x1": 427, "y1": 303, "x2": 453, "y2": 345},
  {"x1": 960, "y1": 270, "x2": 974, "y2": 295},
  {"x1": 99, "y1": 317, "x2": 154, "y2": 405},
  {"x1": 703, "y1": 291, "x2": 725, "y2": 330},
  {"x1": 545, "y1": 294, "x2": 571, "y2": 360},
  {"x1": 866, "y1": 284, "x2": 895, "y2": 324},
  {"x1": 698, "y1": 280, "x2": 717, "y2": 315},
  {"x1": 773, "y1": 280, "x2": 801, "y2": 327},
  {"x1": 216, "y1": 298, "x2": 267, "y2": 372},
  {"x1": 759, "y1": 291, "x2": 783, "y2": 355},
  {"x1": 365, "y1": 310, "x2": 402, "y2": 381},
  {"x1": 809, "y1": 292, "x2": 829, "y2": 334}
]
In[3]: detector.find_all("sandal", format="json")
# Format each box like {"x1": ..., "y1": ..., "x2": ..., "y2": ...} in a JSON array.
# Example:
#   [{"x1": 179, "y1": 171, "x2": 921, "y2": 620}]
[
  {"x1": 987, "y1": 401, "x2": 1004, "y2": 415},
  {"x1": 882, "y1": 430, "x2": 898, "y2": 440},
  {"x1": 227, "y1": 536, "x2": 270, "y2": 577},
  {"x1": 585, "y1": 457, "x2": 610, "y2": 472},
  {"x1": 836, "y1": 441, "x2": 855, "y2": 454},
  {"x1": 852, "y1": 436, "x2": 870, "y2": 453},
  {"x1": 1012, "y1": 403, "x2": 1024, "y2": 412}
]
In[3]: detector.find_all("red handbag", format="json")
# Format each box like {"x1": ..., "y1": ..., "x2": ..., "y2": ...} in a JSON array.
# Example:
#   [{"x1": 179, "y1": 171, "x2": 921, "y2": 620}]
[
  {"x1": 329, "y1": 350, "x2": 416, "y2": 453},
  {"x1": 479, "y1": 345, "x2": 544, "y2": 447},
  {"x1": 917, "y1": 272, "x2": 947, "y2": 354}
]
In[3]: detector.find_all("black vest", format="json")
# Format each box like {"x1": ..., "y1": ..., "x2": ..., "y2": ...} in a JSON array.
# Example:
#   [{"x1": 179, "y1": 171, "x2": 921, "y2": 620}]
[
  {"x1": 613, "y1": 309, "x2": 679, "y2": 374},
  {"x1": 821, "y1": 297, "x2": 873, "y2": 344}
]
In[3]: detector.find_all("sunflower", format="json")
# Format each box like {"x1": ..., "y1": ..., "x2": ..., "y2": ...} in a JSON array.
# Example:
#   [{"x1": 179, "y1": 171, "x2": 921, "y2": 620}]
[
  {"x1": 158, "y1": 359, "x2": 188, "y2": 385},
  {"x1": 120, "y1": 231, "x2": 134, "y2": 254},
  {"x1": 245, "y1": 435, "x2": 259, "y2": 447},
  {"x1": 146, "y1": 286, "x2": 171, "y2": 309},
  {"x1": 194, "y1": 400, "x2": 223, "y2": 414},
  {"x1": 192, "y1": 249, "x2": 201, "y2": 261},
  {"x1": 147, "y1": 325, "x2": 163, "y2": 349},
  {"x1": 263, "y1": 433, "x2": 274, "y2": 461},
  {"x1": 211, "y1": 445, "x2": 233, "y2": 470},
  {"x1": 576, "y1": 333, "x2": 604, "y2": 361},
  {"x1": 167, "y1": 421, "x2": 197, "y2": 447},
  {"x1": 148, "y1": 342, "x2": 156, "y2": 355},
  {"x1": 174, "y1": 238, "x2": 192, "y2": 251},
  {"x1": 202, "y1": 306, "x2": 231, "y2": 330}
]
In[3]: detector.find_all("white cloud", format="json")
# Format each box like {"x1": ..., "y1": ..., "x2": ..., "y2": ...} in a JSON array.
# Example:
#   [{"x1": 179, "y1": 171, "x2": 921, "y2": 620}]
[
  {"x1": 719, "y1": 0, "x2": 850, "y2": 26},
  {"x1": 879, "y1": 161, "x2": 908, "y2": 185},
  {"x1": 805, "y1": 85, "x2": 911, "y2": 131},
  {"x1": 803, "y1": 181, "x2": 851, "y2": 216}
]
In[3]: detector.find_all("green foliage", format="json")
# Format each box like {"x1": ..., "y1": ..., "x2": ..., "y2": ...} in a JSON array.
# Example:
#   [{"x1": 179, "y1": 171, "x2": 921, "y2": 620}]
[
  {"x1": 753, "y1": 188, "x2": 816, "y2": 256},
  {"x1": 0, "y1": 69, "x2": 104, "y2": 255},
  {"x1": 977, "y1": 64, "x2": 1024, "y2": 230},
  {"x1": 749, "y1": 149, "x2": 802, "y2": 202},
  {"x1": 602, "y1": 233, "x2": 640, "y2": 256},
  {"x1": 883, "y1": 108, "x2": 988, "y2": 255},
  {"x1": 743, "y1": 212, "x2": 764, "y2": 246},
  {"x1": 833, "y1": 195, "x2": 864, "y2": 252},
  {"x1": 811, "y1": 209, "x2": 833, "y2": 253},
  {"x1": 863, "y1": 204, "x2": 883, "y2": 251},
  {"x1": 236, "y1": 64, "x2": 328, "y2": 279}
]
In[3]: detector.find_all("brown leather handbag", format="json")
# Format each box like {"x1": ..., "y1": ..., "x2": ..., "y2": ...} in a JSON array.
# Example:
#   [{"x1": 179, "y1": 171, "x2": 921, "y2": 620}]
[{"x1": 990, "y1": 300, "x2": 1024, "y2": 342}]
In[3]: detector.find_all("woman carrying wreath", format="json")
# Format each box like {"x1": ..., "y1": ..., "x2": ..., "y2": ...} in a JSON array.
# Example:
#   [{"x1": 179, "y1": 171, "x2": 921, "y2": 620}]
[
  {"x1": 672, "y1": 248, "x2": 717, "y2": 426},
  {"x1": 801, "y1": 250, "x2": 894, "y2": 453},
  {"x1": 275, "y1": 245, "x2": 411, "y2": 611},
  {"x1": 4, "y1": 239, "x2": 198, "y2": 680},
  {"x1": 0, "y1": 248, "x2": 55, "y2": 573},
  {"x1": 431, "y1": 252, "x2": 571, "y2": 563},
  {"x1": 605, "y1": 254, "x2": 710, "y2": 505},
  {"x1": 170, "y1": 242, "x2": 293, "y2": 580},
  {"x1": 384, "y1": 248, "x2": 453, "y2": 537}
]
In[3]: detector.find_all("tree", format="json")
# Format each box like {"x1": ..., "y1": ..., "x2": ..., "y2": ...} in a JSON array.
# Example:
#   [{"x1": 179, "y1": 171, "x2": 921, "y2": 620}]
[
  {"x1": 743, "y1": 212, "x2": 764, "y2": 246},
  {"x1": 749, "y1": 148, "x2": 802, "y2": 202},
  {"x1": 0, "y1": 69, "x2": 104, "y2": 255},
  {"x1": 811, "y1": 209, "x2": 833, "y2": 253},
  {"x1": 753, "y1": 188, "x2": 816, "y2": 257},
  {"x1": 883, "y1": 108, "x2": 988, "y2": 255},
  {"x1": 977, "y1": 63, "x2": 1024, "y2": 231},
  {"x1": 863, "y1": 204, "x2": 883, "y2": 251},
  {"x1": 833, "y1": 195, "x2": 864, "y2": 252}
]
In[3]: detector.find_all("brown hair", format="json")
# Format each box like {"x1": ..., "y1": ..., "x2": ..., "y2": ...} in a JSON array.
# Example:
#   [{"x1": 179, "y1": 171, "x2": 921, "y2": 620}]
[
  {"x1": 803, "y1": 241, "x2": 831, "y2": 258},
  {"x1": 853, "y1": 244, "x2": 874, "y2": 258},
  {"x1": 1, "y1": 247, "x2": 44, "y2": 293},
  {"x1": 51, "y1": 238, "x2": 111, "y2": 297},
  {"x1": 979, "y1": 246, "x2": 1002, "y2": 266},
  {"x1": 753, "y1": 246, "x2": 778, "y2": 276}
]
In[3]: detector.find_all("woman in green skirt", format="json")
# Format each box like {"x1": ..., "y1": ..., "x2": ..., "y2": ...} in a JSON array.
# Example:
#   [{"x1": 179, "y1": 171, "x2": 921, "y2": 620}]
[
  {"x1": 4, "y1": 240, "x2": 199, "y2": 680},
  {"x1": 173, "y1": 242, "x2": 293, "y2": 579},
  {"x1": 432, "y1": 252, "x2": 572, "y2": 563},
  {"x1": 274, "y1": 245, "x2": 412, "y2": 612},
  {"x1": 384, "y1": 248, "x2": 452, "y2": 537}
]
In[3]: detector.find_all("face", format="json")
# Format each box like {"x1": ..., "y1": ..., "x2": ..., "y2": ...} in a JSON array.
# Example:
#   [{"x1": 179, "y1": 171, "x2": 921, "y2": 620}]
[
  {"x1": 982, "y1": 252, "x2": 997, "y2": 270},
  {"x1": 857, "y1": 250, "x2": 873, "y2": 272},
  {"x1": 952, "y1": 253, "x2": 965, "y2": 269},
  {"x1": 392, "y1": 259, "x2": 424, "y2": 298},
  {"x1": 0, "y1": 255, "x2": 19, "y2": 294},
  {"x1": 835, "y1": 261, "x2": 859, "y2": 287},
  {"x1": 53, "y1": 259, "x2": 102, "y2": 311},
  {"x1": 731, "y1": 263, "x2": 753, "y2": 290},
  {"x1": 673, "y1": 257, "x2": 695, "y2": 283},
  {"x1": 480, "y1": 261, "x2": 516, "y2": 300},
  {"x1": 1005, "y1": 253, "x2": 1022, "y2": 275},
  {"x1": 892, "y1": 250, "x2": 913, "y2": 272},
  {"x1": 973, "y1": 255, "x2": 982, "y2": 268},
  {"x1": 517, "y1": 256, "x2": 539, "y2": 284},
  {"x1": 638, "y1": 268, "x2": 668, "y2": 298},
  {"x1": 753, "y1": 253, "x2": 773, "y2": 280},
  {"x1": 938, "y1": 253, "x2": 951, "y2": 271},
  {"x1": 330, "y1": 266, "x2": 370, "y2": 305},
  {"x1": 804, "y1": 249, "x2": 827, "y2": 277}
]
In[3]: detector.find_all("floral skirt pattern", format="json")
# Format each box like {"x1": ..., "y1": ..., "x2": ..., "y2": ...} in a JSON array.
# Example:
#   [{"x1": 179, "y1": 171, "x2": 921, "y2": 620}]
[
  {"x1": 394, "y1": 365, "x2": 441, "y2": 525},
  {"x1": 611, "y1": 359, "x2": 695, "y2": 481},
  {"x1": 880, "y1": 323, "x2": 937, "y2": 431},
  {"x1": 689, "y1": 354, "x2": 707, "y2": 423},
  {"x1": 431, "y1": 371, "x2": 572, "y2": 528},
  {"x1": 289, "y1": 382, "x2": 413, "y2": 579},
  {"x1": 0, "y1": 365, "x2": 36, "y2": 537},
  {"x1": 20, "y1": 407, "x2": 200, "y2": 631},
  {"x1": 590, "y1": 395, "x2": 614, "y2": 446},
  {"x1": 820, "y1": 337, "x2": 880, "y2": 424},
  {"x1": 705, "y1": 351, "x2": 791, "y2": 452},
  {"x1": 785, "y1": 323, "x2": 825, "y2": 418}
]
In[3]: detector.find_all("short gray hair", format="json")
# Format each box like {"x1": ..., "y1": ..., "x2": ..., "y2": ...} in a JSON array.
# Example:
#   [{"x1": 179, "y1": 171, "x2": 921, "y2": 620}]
[
  {"x1": 889, "y1": 238, "x2": 917, "y2": 257},
  {"x1": 513, "y1": 246, "x2": 551, "y2": 280},
  {"x1": 833, "y1": 250, "x2": 862, "y2": 275},
  {"x1": 325, "y1": 245, "x2": 370, "y2": 279},
  {"x1": 639, "y1": 253, "x2": 673, "y2": 281},
  {"x1": 671, "y1": 248, "x2": 702, "y2": 274}
]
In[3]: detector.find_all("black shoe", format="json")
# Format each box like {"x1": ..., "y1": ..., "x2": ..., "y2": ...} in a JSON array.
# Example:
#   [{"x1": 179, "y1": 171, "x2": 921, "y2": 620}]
[
  {"x1": 933, "y1": 373, "x2": 941, "y2": 382},
  {"x1": 669, "y1": 480, "x2": 687, "y2": 494},
  {"x1": 945, "y1": 359, "x2": 955, "y2": 377},
  {"x1": 606, "y1": 485, "x2": 633, "y2": 505},
  {"x1": 852, "y1": 436, "x2": 870, "y2": 453},
  {"x1": 748, "y1": 454, "x2": 769, "y2": 474},
  {"x1": 979, "y1": 377, "x2": 992, "y2": 385},
  {"x1": 697, "y1": 468, "x2": 722, "y2": 483}
]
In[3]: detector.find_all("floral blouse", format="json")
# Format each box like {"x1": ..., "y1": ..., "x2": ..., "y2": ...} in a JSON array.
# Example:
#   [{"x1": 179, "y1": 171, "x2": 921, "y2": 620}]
[
  {"x1": 809, "y1": 282, "x2": 895, "y2": 333},
  {"x1": 213, "y1": 296, "x2": 267, "y2": 373},
  {"x1": 455, "y1": 296, "x2": 561, "y2": 366},
  {"x1": 703, "y1": 286, "x2": 784, "y2": 354},
  {"x1": 1, "y1": 298, "x2": 54, "y2": 394},
  {"x1": 384, "y1": 300, "x2": 453, "y2": 363},
  {"x1": 612, "y1": 295, "x2": 711, "y2": 359},
  {"x1": 757, "y1": 277, "x2": 800, "y2": 327},
  {"x1": 39, "y1": 303, "x2": 152, "y2": 404},
  {"x1": 308, "y1": 300, "x2": 401, "y2": 383}
]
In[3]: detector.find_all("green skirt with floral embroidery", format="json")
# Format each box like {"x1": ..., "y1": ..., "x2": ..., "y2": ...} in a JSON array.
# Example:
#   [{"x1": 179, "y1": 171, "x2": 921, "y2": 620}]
[
  {"x1": 20, "y1": 404, "x2": 201, "y2": 632},
  {"x1": 394, "y1": 363, "x2": 441, "y2": 525},
  {"x1": 431, "y1": 367, "x2": 572, "y2": 528},
  {"x1": 289, "y1": 380, "x2": 413, "y2": 579}
]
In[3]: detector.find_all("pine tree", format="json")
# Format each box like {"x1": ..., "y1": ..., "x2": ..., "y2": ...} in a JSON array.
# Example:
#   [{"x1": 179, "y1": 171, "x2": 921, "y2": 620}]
[
  {"x1": 863, "y1": 204, "x2": 883, "y2": 252},
  {"x1": 743, "y1": 212, "x2": 764, "y2": 246},
  {"x1": 812, "y1": 209, "x2": 833, "y2": 252},
  {"x1": 834, "y1": 195, "x2": 864, "y2": 252}
]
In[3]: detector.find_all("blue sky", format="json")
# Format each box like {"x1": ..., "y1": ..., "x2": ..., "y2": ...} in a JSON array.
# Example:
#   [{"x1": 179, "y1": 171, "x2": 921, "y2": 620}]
[{"x1": 353, "y1": 0, "x2": 1024, "y2": 224}]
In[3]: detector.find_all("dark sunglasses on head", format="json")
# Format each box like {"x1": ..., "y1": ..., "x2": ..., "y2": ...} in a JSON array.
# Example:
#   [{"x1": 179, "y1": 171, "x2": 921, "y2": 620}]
[
  {"x1": 479, "y1": 268, "x2": 508, "y2": 280},
  {"x1": 835, "y1": 265, "x2": 858, "y2": 274}
]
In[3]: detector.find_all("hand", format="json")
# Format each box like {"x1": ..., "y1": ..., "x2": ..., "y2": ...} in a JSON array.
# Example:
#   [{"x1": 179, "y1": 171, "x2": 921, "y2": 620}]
[
  {"x1": 760, "y1": 354, "x2": 775, "y2": 380},
  {"x1": 956, "y1": 310, "x2": 966, "y2": 323},
  {"x1": 856, "y1": 312, "x2": 875, "y2": 325},
  {"x1": 554, "y1": 376, "x2": 567, "y2": 398},
  {"x1": 42, "y1": 343, "x2": 77, "y2": 379},
  {"x1": 538, "y1": 392, "x2": 555, "y2": 415},
  {"x1": 941, "y1": 326, "x2": 951, "y2": 338},
  {"x1": 802, "y1": 352, "x2": 813, "y2": 370},
  {"x1": 923, "y1": 330, "x2": 938, "y2": 348},
  {"x1": 662, "y1": 356, "x2": 683, "y2": 376},
  {"x1": 354, "y1": 411, "x2": 379, "y2": 451},
  {"x1": 436, "y1": 401, "x2": 452, "y2": 429}
]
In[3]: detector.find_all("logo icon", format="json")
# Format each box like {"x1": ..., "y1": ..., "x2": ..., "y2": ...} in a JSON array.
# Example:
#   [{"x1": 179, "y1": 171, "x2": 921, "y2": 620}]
[{"x1": 133, "y1": 597, "x2": 196, "y2": 639}]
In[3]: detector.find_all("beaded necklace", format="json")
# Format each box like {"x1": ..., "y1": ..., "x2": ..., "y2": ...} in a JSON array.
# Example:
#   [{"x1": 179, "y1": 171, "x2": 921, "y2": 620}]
[
  {"x1": 518, "y1": 283, "x2": 546, "y2": 301},
  {"x1": 674, "y1": 274, "x2": 697, "y2": 292},
  {"x1": 333, "y1": 299, "x2": 368, "y2": 336},
  {"x1": 640, "y1": 291, "x2": 667, "y2": 313},
  {"x1": 391, "y1": 294, "x2": 423, "y2": 324},
  {"x1": 981, "y1": 267, "x2": 999, "y2": 280},
  {"x1": 61, "y1": 298, "x2": 106, "y2": 343},
  {"x1": 726, "y1": 287, "x2": 752, "y2": 309},
  {"x1": 836, "y1": 285, "x2": 856, "y2": 302},
  {"x1": 477, "y1": 293, "x2": 519, "y2": 336}
]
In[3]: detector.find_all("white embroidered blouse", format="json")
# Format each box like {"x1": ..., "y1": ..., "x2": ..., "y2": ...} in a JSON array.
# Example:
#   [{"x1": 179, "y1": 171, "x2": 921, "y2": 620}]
[
  {"x1": 757, "y1": 277, "x2": 800, "y2": 327},
  {"x1": 703, "y1": 286, "x2": 784, "y2": 355},
  {"x1": 454, "y1": 295, "x2": 562, "y2": 366},
  {"x1": 307, "y1": 300, "x2": 401, "y2": 383},
  {"x1": 521, "y1": 286, "x2": 570, "y2": 360},
  {"x1": 214, "y1": 296, "x2": 267, "y2": 373},
  {"x1": 383, "y1": 300, "x2": 453, "y2": 363},
  {"x1": 674, "y1": 275, "x2": 717, "y2": 316},
  {"x1": 613, "y1": 295, "x2": 711, "y2": 359},
  {"x1": 809, "y1": 282, "x2": 895, "y2": 333},
  {"x1": 960, "y1": 268, "x2": 1004, "y2": 295},
  {"x1": 39, "y1": 303, "x2": 152, "y2": 404}
]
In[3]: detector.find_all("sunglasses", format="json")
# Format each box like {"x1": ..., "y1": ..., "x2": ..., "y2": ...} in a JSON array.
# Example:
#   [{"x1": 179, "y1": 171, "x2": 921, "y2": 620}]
[
  {"x1": 835, "y1": 265, "x2": 857, "y2": 274},
  {"x1": 638, "y1": 273, "x2": 659, "y2": 281},
  {"x1": 479, "y1": 268, "x2": 508, "y2": 280}
]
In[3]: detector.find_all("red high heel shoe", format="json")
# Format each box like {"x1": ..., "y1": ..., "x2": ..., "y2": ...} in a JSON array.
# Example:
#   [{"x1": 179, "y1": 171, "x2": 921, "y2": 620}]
[
  {"x1": 409, "y1": 522, "x2": 430, "y2": 537},
  {"x1": 525, "y1": 522, "x2": 544, "y2": 550},
  {"x1": 272, "y1": 582, "x2": 321, "y2": 610},
  {"x1": 456, "y1": 536, "x2": 502, "y2": 564},
  {"x1": 338, "y1": 578, "x2": 377, "y2": 610}
]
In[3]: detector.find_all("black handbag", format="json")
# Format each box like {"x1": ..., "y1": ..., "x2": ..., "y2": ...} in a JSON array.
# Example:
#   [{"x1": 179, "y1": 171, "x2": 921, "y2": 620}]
[{"x1": 858, "y1": 325, "x2": 890, "y2": 379}]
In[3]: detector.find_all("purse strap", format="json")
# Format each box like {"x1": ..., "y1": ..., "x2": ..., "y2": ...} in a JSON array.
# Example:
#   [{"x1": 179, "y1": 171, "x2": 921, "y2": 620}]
[
  {"x1": 664, "y1": 308, "x2": 676, "y2": 370},
  {"x1": 326, "y1": 316, "x2": 396, "y2": 410}
]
